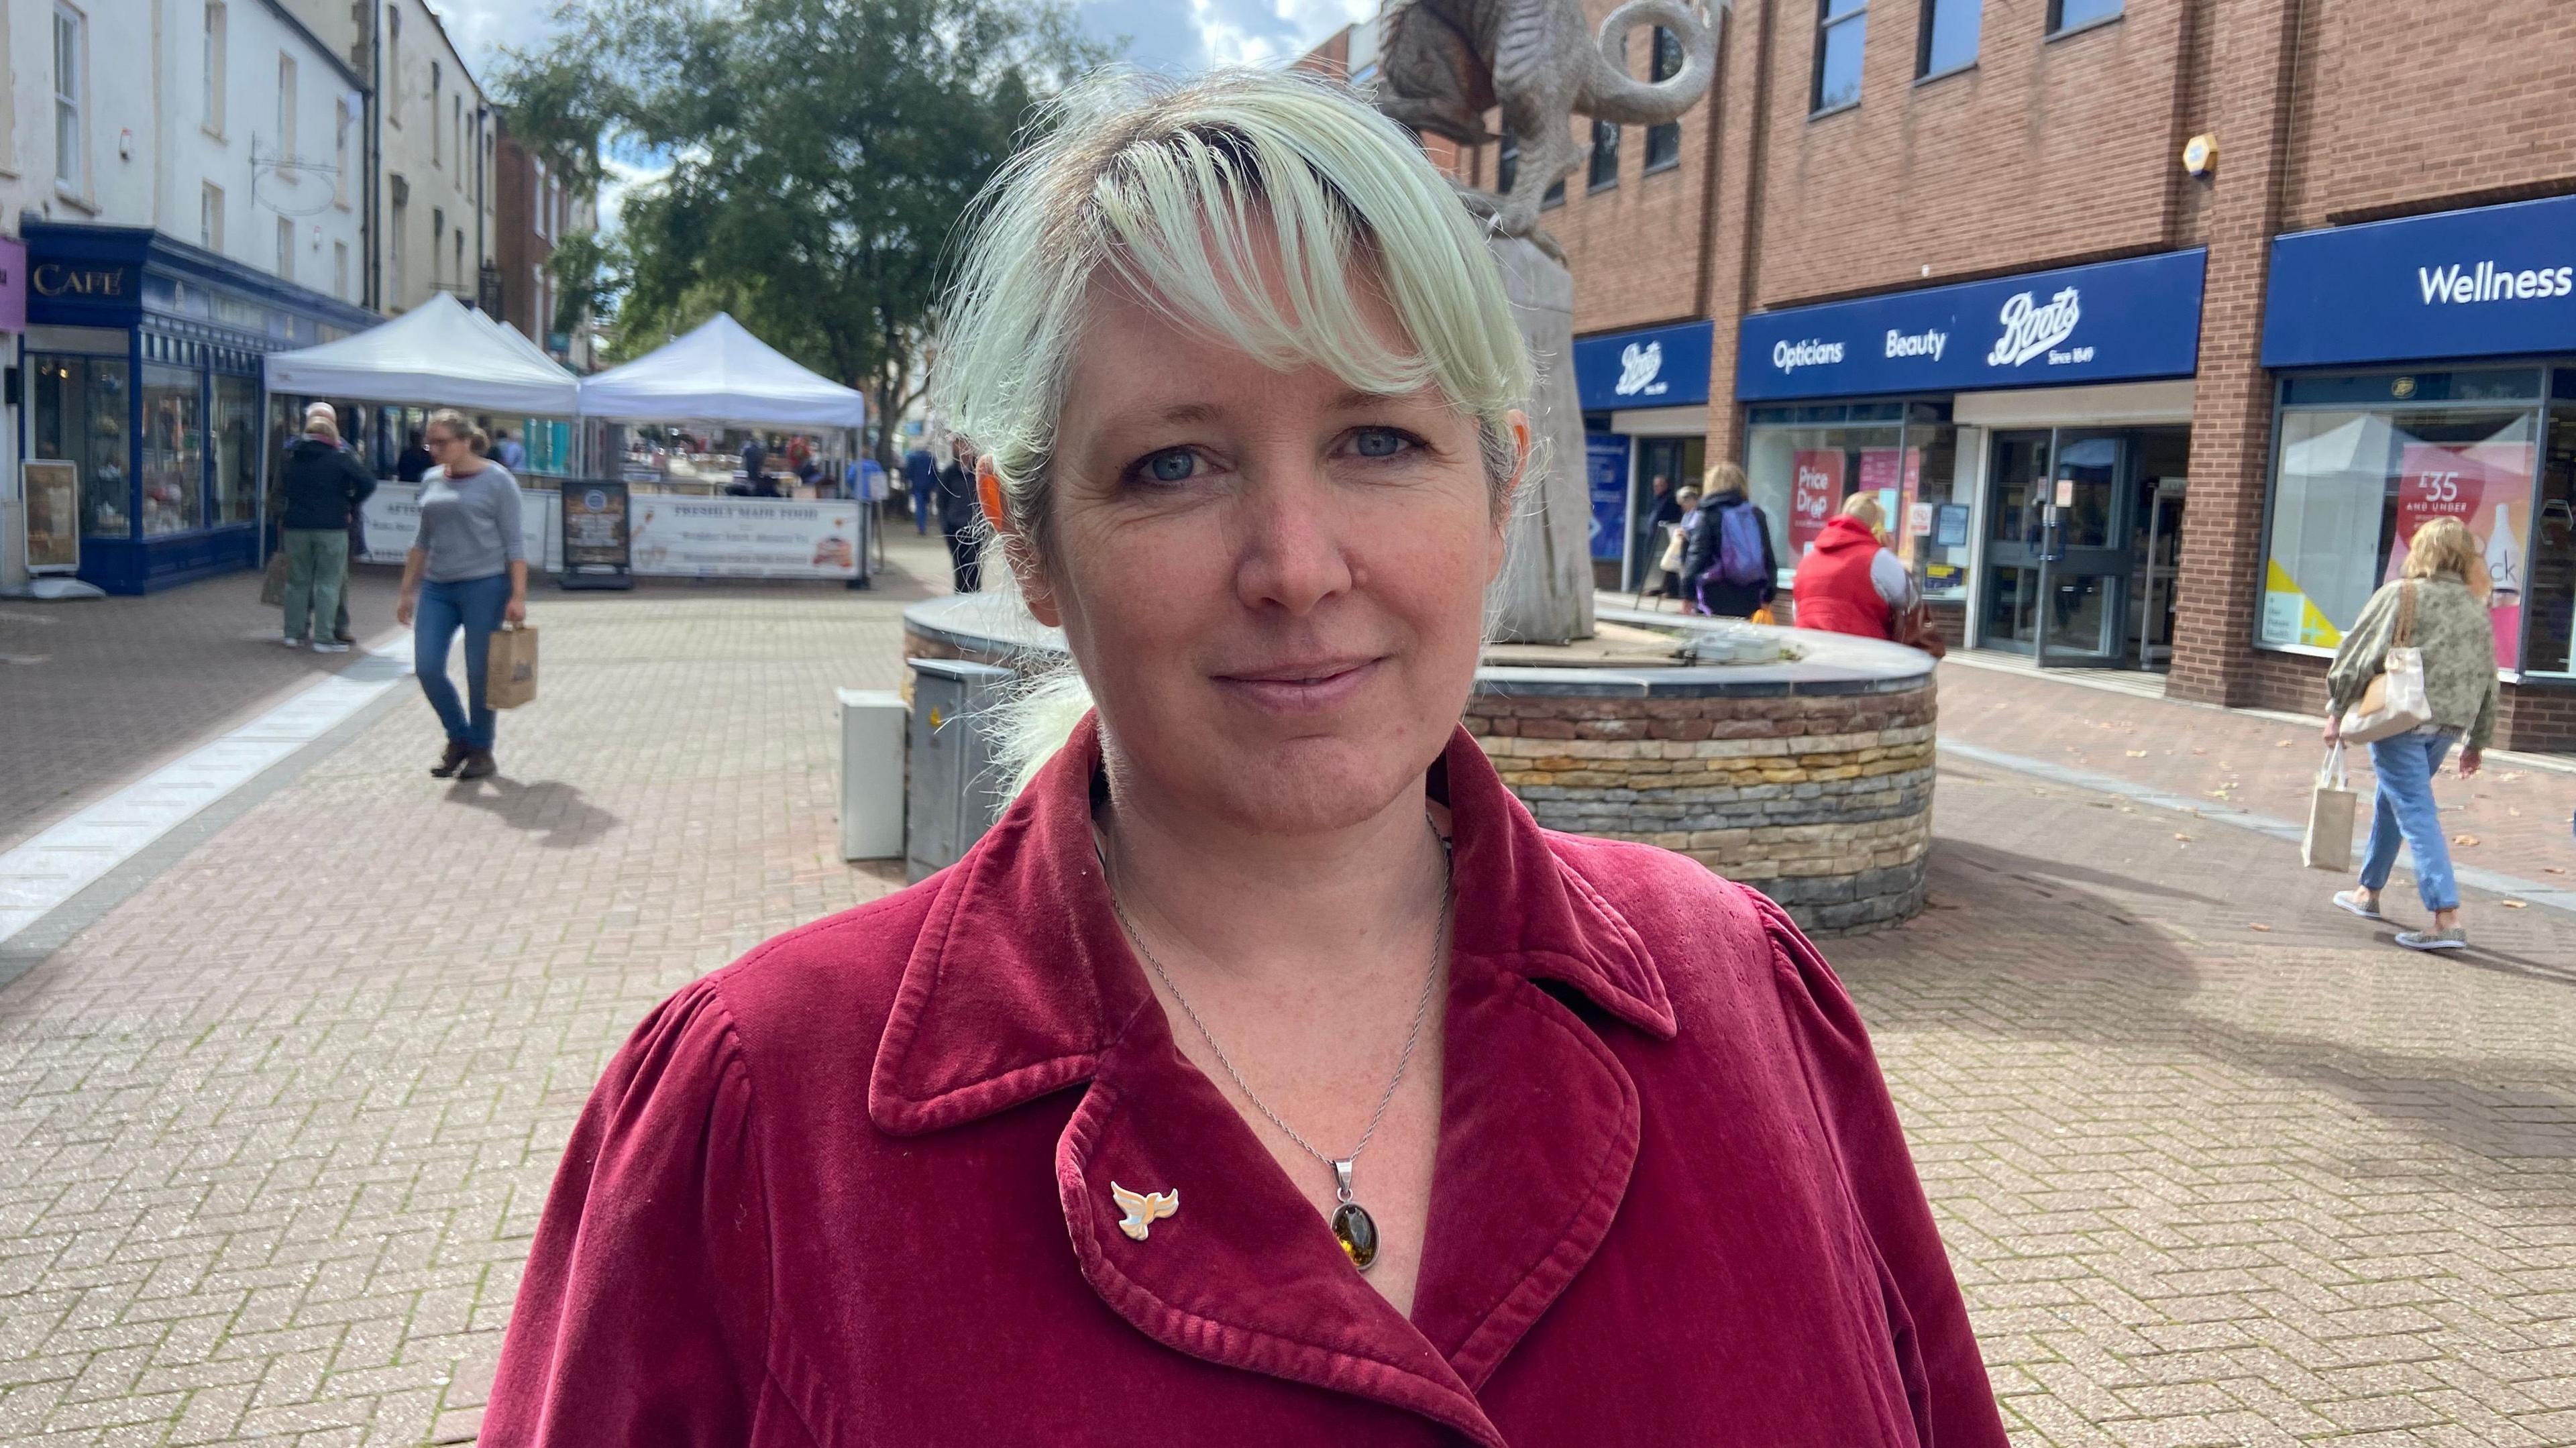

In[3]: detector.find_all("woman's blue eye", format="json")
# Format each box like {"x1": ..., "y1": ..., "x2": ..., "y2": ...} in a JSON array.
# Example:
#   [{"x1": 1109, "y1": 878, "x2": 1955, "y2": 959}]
[
  {"x1": 1143, "y1": 449, "x2": 1197, "y2": 483},
  {"x1": 1353, "y1": 429, "x2": 1408, "y2": 459}
]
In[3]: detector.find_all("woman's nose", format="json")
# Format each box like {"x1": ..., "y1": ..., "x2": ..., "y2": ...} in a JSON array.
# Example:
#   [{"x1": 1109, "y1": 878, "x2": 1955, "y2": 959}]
[{"x1": 1230, "y1": 463, "x2": 1353, "y2": 616}]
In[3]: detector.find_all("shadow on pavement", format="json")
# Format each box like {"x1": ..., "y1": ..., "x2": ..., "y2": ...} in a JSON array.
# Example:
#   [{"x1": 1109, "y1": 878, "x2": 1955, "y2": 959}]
[{"x1": 443, "y1": 776, "x2": 621, "y2": 848}]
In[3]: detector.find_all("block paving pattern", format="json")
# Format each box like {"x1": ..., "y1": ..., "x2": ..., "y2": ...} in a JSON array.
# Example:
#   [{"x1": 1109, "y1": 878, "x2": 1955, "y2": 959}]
[{"x1": 0, "y1": 556, "x2": 2567, "y2": 1445}]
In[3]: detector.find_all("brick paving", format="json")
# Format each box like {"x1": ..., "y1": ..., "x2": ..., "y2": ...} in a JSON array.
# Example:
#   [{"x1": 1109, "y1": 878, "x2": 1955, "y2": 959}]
[
  {"x1": 1937, "y1": 659, "x2": 2576, "y2": 900},
  {"x1": 0, "y1": 560, "x2": 2569, "y2": 1445}
]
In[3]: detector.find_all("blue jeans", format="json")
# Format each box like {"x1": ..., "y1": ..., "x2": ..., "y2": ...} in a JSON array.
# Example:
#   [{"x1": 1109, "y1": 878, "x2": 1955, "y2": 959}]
[
  {"x1": 2359, "y1": 731, "x2": 2459, "y2": 913},
  {"x1": 415, "y1": 573, "x2": 510, "y2": 750}
]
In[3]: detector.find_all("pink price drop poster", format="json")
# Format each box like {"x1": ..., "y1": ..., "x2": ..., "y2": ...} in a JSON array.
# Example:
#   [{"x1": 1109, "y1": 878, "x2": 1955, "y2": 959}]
[
  {"x1": 2387, "y1": 441, "x2": 2533, "y2": 669},
  {"x1": 1788, "y1": 450, "x2": 1844, "y2": 556}
]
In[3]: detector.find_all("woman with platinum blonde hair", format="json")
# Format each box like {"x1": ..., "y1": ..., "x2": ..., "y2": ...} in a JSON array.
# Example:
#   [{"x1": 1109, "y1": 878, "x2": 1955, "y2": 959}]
[{"x1": 485, "y1": 68, "x2": 2004, "y2": 1447}]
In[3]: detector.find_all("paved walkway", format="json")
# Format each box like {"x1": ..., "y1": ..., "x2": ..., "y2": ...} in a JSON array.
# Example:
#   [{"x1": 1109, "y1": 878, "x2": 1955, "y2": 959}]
[{"x1": 0, "y1": 570, "x2": 2567, "y2": 1445}]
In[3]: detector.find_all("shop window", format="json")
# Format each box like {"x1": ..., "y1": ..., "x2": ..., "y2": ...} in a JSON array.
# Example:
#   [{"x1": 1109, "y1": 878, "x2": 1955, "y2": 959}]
[
  {"x1": 1812, "y1": 0, "x2": 1865, "y2": 115},
  {"x1": 1589, "y1": 119, "x2": 1618, "y2": 191},
  {"x1": 1644, "y1": 27, "x2": 1682, "y2": 168},
  {"x1": 2261, "y1": 384, "x2": 2540, "y2": 669},
  {"x1": 140, "y1": 366, "x2": 205, "y2": 537},
  {"x1": 34, "y1": 354, "x2": 130, "y2": 538},
  {"x1": 2047, "y1": 0, "x2": 2119, "y2": 35},
  {"x1": 1746, "y1": 419, "x2": 1900, "y2": 583},
  {"x1": 2528, "y1": 381, "x2": 2576, "y2": 677},
  {"x1": 1918, "y1": 0, "x2": 1979, "y2": 78},
  {"x1": 213, "y1": 375, "x2": 258, "y2": 526}
]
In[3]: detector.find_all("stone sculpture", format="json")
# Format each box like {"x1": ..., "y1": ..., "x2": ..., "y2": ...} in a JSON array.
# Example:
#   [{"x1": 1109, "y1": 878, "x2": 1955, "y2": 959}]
[{"x1": 1378, "y1": 0, "x2": 1721, "y2": 256}]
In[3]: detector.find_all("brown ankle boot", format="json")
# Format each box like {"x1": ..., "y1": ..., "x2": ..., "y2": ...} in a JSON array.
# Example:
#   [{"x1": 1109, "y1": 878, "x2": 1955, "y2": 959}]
[
  {"x1": 456, "y1": 748, "x2": 497, "y2": 781},
  {"x1": 431, "y1": 740, "x2": 471, "y2": 777}
]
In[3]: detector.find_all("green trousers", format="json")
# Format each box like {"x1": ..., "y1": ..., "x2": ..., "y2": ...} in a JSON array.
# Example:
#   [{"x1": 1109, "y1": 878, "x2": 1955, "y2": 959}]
[{"x1": 280, "y1": 528, "x2": 350, "y2": 645}]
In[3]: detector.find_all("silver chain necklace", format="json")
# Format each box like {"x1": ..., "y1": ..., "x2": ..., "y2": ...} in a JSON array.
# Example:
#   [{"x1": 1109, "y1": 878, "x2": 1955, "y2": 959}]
[{"x1": 1100, "y1": 813, "x2": 1452, "y2": 1272}]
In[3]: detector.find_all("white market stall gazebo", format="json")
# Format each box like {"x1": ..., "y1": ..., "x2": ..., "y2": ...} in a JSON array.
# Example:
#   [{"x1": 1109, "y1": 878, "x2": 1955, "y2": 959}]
[
  {"x1": 264, "y1": 292, "x2": 583, "y2": 416},
  {"x1": 578, "y1": 313, "x2": 867, "y2": 434}
]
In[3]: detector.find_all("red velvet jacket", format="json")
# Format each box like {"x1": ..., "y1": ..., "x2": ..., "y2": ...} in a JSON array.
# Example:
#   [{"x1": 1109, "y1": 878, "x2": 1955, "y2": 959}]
[
  {"x1": 484, "y1": 716, "x2": 2004, "y2": 1447},
  {"x1": 1792, "y1": 514, "x2": 1896, "y2": 640}
]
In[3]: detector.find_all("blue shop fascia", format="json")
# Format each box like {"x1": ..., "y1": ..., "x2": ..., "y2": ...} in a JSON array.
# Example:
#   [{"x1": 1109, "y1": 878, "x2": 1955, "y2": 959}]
[{"x1": 22, "y1": 222, "x2": 377, "y2": 594}]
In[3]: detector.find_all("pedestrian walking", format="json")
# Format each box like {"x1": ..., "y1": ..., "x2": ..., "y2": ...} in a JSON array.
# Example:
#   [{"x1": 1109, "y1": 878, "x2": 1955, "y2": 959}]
[
  {"x1": 904, "y1": 444, "x2": 938, "y2": 535},
  {"x1": 1640, "y1": 472, "x2": 1681, "y2": 594},
  {"x1": 484, "y1": 69, "x2": 2006, "y2": 1448},
  {"x1": 936, "y1": 439, "x2": 982, "y2": 593},
  {"x1": 277, "y1": 408, "x2": 376, "y2": 652},
  {"x1": 1654, "y1": 485, "x2": 1700, "y2": 608},
  {"x1": 1790, "y1": 493, "x2": 1916, "y2": 638},
  {"x1": 494, "y1": 429, "x2": 530, "y2": 472},
  {"x1": 1688, "y1": 461, "x2": 1779, "y2": 620},
  {"x1": 395, "y1": 429, "x2": 433, "y2": 483},
  {"x1": 2325, "y1": 515, "x2": 2500, "y2": 951},
  {"x1": 394, "y1": 409, "x2": 528, "y2": 783}
]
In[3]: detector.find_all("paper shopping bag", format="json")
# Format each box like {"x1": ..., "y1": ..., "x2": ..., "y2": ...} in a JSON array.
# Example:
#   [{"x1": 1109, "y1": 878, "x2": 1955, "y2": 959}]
[
  {"x1": 2302, "y1": 744, "x2": 2355, "y2": 872},
  {"x1": 485, "y1": 622, "x2": 539, "y2": 710}
]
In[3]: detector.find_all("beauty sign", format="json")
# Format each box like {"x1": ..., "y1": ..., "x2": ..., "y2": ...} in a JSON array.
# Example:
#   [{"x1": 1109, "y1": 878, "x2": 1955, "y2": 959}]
[
  {"x1": 2387, "y1": 441, "x2": 2533, "y2": 667},
  {"x1": 1789, "y1": 451, "x2": 1843, "y2": 555}
]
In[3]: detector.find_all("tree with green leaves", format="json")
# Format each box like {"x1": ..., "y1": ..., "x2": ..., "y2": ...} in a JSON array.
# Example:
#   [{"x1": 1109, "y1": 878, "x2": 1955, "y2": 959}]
[{"x1": 498, "y1": 0, "x2": 1115, "y2": 461}]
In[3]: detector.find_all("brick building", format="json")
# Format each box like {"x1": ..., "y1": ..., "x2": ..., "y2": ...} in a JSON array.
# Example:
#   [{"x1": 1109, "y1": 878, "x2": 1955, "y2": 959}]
[
  {"x1": 1326, "y1": 0, "x2": 2576, "y2": 748},
  {"x1": 491, "y1": 120, "x2": 597, "y2": 371}
]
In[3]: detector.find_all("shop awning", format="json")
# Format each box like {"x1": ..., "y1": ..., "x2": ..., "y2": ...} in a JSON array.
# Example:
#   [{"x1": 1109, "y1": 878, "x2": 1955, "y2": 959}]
[
  {"x1": 263, "y1": 292, "x2": 583, "y2": 414},
  {"x1": 578, "y1": 314, "x2": 866, "y2": 433}
]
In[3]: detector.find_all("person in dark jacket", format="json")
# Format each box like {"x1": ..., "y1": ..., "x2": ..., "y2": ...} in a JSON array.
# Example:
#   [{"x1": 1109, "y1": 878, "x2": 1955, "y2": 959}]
[
  {"x1": 903, "y1": 445, "x2": 940, "y2": 535},
  {"x1": 935, "y1": 439, "x2": 983, "y2": 592},
  {"x1": 278, "y1": 412, "x2": 378, "y2": 651},
  {"x1": 1685, "y1": 462, "x2": 1780, "y2": 619},
  {"x1": 395, "y1": 429, "x2": 434, "y2": 483}
]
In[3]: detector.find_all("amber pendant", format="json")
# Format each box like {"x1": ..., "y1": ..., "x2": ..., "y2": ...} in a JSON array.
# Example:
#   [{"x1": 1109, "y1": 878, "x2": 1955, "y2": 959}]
[{"x1": 1332, "y1": 1201, "x2": 1379, "y2": 1270}]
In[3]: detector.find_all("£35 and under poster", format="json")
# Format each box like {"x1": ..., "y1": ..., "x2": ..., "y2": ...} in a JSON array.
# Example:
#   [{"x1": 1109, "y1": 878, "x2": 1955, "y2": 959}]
[{"x1": 2385, "y1": 441, "x2": 2534, "y2": 669}]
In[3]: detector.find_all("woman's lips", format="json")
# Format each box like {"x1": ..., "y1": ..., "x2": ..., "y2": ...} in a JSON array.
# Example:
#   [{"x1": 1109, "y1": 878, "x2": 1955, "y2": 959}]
[{"x1": 1212, "y1": 657, "x2": 1384, "y2": 713}]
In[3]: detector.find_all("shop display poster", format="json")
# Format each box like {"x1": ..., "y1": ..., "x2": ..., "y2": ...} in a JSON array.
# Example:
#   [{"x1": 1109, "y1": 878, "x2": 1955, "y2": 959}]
[
  {"x1": 21, "y1": 460, "x2": 79, "y2": 573},
  {"x1": 1789, "y1": 450, "x2": 1843, "y2": 555},
  {"x1": 2385, "y1": 441, "x2": 2533, "y2": 668},
  {"x1": 560, "y1": 482, "x2": 633, "y2": 583},
  {"x1": 1585, "y1": 434, "x2": 1631, "y2": 563}
]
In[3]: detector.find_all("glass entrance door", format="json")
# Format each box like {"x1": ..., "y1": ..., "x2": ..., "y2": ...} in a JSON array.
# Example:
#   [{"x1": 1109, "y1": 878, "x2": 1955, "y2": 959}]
[{"x1": 1976, "y1": 428, "x2": 2138, "y2": 665}]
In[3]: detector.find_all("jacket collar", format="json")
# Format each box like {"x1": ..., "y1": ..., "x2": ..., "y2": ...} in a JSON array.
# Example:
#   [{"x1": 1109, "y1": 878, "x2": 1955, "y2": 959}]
[{"x1": 868, "y1": 712, "x2": 1673, "y2": 1135}]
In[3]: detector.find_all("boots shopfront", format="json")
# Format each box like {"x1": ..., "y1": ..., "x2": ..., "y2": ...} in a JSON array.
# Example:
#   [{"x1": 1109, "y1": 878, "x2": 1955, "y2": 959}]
[
  {"x1": 1735, "y1": 251, "x2": 2206, "y2": 669},
  {"x1": 2258, "y1": 194, "x2": 2576, "y2": 747}
]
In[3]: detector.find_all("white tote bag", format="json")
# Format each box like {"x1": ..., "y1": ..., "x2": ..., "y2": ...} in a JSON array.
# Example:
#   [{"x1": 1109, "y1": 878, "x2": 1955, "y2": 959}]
[
  {"x1": 2302, "y1": 743, "x2": 2356, "y2": 872},
  {"x1": 2340, "y1": 582, "x2": 2433, "y2": 745}
]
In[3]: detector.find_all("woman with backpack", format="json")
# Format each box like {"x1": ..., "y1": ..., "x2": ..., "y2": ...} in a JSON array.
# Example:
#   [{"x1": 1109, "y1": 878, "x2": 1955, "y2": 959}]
[{"x1": 1688, "y1": 462, "x2": 1779, "y2": 619}]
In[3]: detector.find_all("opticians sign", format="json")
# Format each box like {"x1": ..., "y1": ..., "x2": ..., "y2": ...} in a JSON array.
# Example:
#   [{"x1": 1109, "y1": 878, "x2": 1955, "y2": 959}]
[
  {"x1": 2262, "y1": 193, "x2": 2576, "y2": 369},
  {"x1": 1735, "y1": 249, "x2": 2207, "y2": 401}
]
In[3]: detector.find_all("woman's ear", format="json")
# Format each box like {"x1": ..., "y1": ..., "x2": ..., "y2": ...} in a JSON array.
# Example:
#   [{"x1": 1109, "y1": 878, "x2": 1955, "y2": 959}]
[
  {"x1": 981, "y1": 457, "x2": 1064, "y2": 628},
  {"x1": 1490, "y1": 410, "x2": 1532, "y2": 582}
]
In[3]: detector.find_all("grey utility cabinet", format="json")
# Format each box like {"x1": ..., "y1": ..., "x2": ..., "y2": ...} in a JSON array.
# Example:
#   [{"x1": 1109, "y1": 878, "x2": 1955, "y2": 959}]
[{"x1": 905, "y1": 658, "x2": 1016, "y2": 883}]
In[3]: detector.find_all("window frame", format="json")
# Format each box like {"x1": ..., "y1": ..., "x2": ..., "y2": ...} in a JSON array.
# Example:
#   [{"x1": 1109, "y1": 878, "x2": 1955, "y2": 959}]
[
  {"x1": 275, "y1": 215, "x2": 294, "y2": 282},
  {"x1": 53, "y1": 3, "x2": 87, "y2": 197},
  {"x1": 1643, "y1": 25, "x2": 1683, "y2": 172},
  {"x1": 1810, "y1": 0, "x2": 1868, "y2": 118},
  {"x1": 201, "y1": 2, "x2": 227, "y2": 137},
  {"x1": 334, "y1": 97, "x2": 354, "y2": 207},
  {"x1": 201, "y1": 182, "x2": 224, "y2": 252},
  {"x1": 1587, "y1": 117, "x2": 1619, "y2": 192},
  {"x1": 430, "y1": 61, "x2": 441, "y2": 165},
  {"x1": 2045, "y1": 0, "x2": 2123, "y2": 40},
  {"x1": 384, "y1": 5, "x2": 400, "y2": 128},
  {"x1": 276, "y1": 53, "x2": 297, "y2": 165},
  {"x1": 1915, "y1": 0, "x2": 1980, "y2": 82}
]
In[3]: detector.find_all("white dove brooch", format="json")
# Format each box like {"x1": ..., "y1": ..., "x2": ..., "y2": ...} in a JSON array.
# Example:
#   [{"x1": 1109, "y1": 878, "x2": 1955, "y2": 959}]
[{"x1": 1112, "y1": 1182, "x2": 1179, "y2": 1241}]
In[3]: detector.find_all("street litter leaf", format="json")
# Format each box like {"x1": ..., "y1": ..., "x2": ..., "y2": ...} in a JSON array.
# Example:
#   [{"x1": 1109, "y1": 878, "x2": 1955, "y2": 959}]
[
  {"x1": 2547, "y1": 866, "x2": 2569, "y2": 875},
  {"x1": 2500, "y1": 900, "x2": 2529, "y2": 909},
  {"x1": 2173, "y1": 833, "x2": 2193, "y2": 842},
  {"x1": 2451, "y1": 834, "x2": 2480, "y2": 846},
  {"x1": 2126, "y1": 750, "x2": 2149, "y2": 757},
  {"x1": 2274, "y1": 739, "x2": 2292, "y2": 748},
  {"x1": 2247, "y1": 923, "x2": 2272, "y2": 932}
]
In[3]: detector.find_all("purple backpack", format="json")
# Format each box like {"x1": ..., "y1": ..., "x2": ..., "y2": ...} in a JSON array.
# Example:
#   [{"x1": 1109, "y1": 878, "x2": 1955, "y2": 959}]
[{"x1": 1715, "y1": 503, "x2": 1767, "y2": 587}]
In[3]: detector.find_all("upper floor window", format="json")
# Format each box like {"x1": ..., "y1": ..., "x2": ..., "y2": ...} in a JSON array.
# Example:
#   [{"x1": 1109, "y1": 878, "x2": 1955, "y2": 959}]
[
  {"x1": 2048, "y1": 0, "x2": 2120, "y2": 34},
  {"x1": 1589, "y1": 118, "x2": 1619, "y2": 190},
  {"x1": 1644, "y1": 27, "x2": 1683, "y2": 168},
  {"x1": 201, "y1": 3, "x2": 226, "y2": 133},
  {"x1": 453, "y1": 96, "x2": 464, "y2": 188},
  {"x1": 335, "y1": 97, "x2": 354, "y2": 207},
  {"x1": 534, "y1": 160, "x2": 551, "y2": 241},
  {"x1": 1813, "y1": 0, "x2": 1865, "y2": 113},
  {"x1": 201, "y1": 182, "x2": 225, "y2": 251},
  {"x1": 384, "y1": 6, "x2": 401, "y2": 125},
  {"x1": 276, "y1": 216, "x2": 294, "y2": 281},
  {"x1": 432, "y1": 207, "x2": 446, "y2": 284},
  {"x1": 1918, "y1": 0, "x2": 1979, "y2": 77},
  {"x1": 53, "y1": 5, "x2": 85, "y2": 192},
  {"x1": 431, "y1": 61, "x2": 442, "y2": 163},
  {"x1": 276, "y1": 54, "x2": 298, "y2": 162}
]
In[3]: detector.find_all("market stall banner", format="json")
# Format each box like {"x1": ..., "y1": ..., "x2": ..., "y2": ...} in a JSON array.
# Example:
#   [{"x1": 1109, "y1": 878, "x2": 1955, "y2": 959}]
[
  {"x1": 2385, "y1": 441, "x2": 2533, "y2": 669},
  {"x1": 2263, "y1": 193, "x2": 2576, "y2": 370},
  {"x1": 1736, "y1": 249, "x2": 2207, "y2": 401},
  {"x1": 629, "y1": 497, "x2": 861, "y2": 579},
  {"x1": 1789, "y1": 450, "x2": 1843, "y2": 556},
  {"x1": 360, "y1": 484, "x2": 562, "y2": 572},
  {"x1": 1585, "y1": 433, "x2": 1631, "y2": 562}
]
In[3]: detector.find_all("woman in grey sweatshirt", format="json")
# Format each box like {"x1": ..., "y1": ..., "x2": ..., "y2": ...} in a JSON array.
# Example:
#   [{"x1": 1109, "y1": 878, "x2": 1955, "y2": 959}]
[{"x1": 394, "y1": 409, "x2": 528, "y2": 780}]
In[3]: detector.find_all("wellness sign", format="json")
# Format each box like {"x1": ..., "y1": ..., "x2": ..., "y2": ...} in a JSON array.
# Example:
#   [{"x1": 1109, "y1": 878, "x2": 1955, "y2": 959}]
[
  {"x1": 2262, "y1": 193, "x2": 2576, "y2": 369},
  {"x1": 1735, "y1": 249, "x2": 2207, "y2": 402}
]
